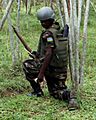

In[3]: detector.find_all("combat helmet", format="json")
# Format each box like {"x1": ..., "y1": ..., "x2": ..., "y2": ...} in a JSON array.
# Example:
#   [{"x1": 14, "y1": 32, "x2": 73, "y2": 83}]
[{"x1": 37, "y1": 7, "x2": 55, "y2": 21}]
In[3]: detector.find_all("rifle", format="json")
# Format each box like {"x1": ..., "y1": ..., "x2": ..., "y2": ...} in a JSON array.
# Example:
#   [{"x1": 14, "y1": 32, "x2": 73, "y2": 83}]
[
  {"x1": 12, "y1": 25, "x2": 32, "y2": 53},
  {"x1": 12, "y1": 25, "x2": 44, "y2": 59}
]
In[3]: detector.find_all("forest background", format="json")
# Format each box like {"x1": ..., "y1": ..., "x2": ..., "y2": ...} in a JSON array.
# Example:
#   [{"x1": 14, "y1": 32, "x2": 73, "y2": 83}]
[{"x1": 0, "y1": 0, "x2": 96, "y2": 119}]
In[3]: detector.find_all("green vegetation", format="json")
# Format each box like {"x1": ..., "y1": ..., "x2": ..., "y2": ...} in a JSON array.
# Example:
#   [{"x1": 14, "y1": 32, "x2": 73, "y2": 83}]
[{"x1": 0, "y1": 5, "x2": 96, "y2": 120}]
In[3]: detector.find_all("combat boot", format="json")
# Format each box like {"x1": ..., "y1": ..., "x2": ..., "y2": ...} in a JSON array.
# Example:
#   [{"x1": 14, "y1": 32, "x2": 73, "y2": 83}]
[
  {"x1": 27, "y1": 90, "x2": 44, "y2": 97},
  {"x1": 28, "y1": 80, "x2": 44, "y2": 97},
  {"x1": 68, "y1": 90, "x2": 79, "y2": 110},
  {"x1": 53, "y1": 89, "x2": 70, "y2": 101},
  {"x1": 36, "y1": 90, "x2": 44, "y2": 97},
  {"x1": 68, "y1": 98, "x2": 79, "y2": 110},
  {"x1": 62, "y1": 89, "x2": 70, "y2": 101}
]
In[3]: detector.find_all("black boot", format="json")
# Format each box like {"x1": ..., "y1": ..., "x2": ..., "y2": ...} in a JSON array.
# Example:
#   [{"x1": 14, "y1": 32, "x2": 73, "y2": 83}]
[
  {"x1": 62, "y1": 89, "x2": 70, "y2": 101},
  {"x1": 29, "y1": 80, "x2": 44, "y2": 97}
]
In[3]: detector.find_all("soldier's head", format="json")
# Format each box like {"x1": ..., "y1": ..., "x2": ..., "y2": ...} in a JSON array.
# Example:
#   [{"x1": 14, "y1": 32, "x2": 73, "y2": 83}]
[{"x1": 37, "y1": 7, "x2": 55, "y2": 29}]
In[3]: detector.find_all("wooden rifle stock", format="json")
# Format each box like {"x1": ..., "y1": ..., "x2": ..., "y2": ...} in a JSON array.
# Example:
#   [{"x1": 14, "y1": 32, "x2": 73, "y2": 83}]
[{"x1": 12, "y1": 25, "x2": 32, "y2": 53}]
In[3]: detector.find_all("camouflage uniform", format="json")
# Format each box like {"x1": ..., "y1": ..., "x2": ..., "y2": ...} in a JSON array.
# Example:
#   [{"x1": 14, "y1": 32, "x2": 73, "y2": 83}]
[
  {"x1": 37, "y1": 22, "x2": 70, "y2": 100},
  {"x1": 23, "y1": 22, "x2": 70, "y2": 100},
  {"x1": 23, "y1": 7, "x2": 79, "y2": 110},
  {"x1": 23, "y1": 58, "x2": 44, "y2": 96}
]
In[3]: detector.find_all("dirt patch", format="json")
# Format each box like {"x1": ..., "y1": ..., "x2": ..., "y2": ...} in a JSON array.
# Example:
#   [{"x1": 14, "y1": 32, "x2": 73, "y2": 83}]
[
  {"x1": 0, "y1": 86, "x2": 31, "y2": 98},
  {"x1": 0, "y1": 90, "x2": 18, "y2": 97},
  {"x1": 0, "y1": 81, "x2": 47, "y2": 98}
]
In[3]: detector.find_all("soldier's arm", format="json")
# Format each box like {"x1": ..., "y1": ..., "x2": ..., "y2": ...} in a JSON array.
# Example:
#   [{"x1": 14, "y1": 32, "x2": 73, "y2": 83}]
[
  {"x1": 37, "y1": 32, "x2": 55, "y2": 81},
  {"x1": 37, "y1": 46, "x2": 53, "y2": 81}
]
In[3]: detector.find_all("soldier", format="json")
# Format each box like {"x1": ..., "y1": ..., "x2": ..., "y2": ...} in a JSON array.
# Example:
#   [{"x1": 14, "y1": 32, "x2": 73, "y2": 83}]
[{"x1": 23, "y1": 7, "x2": 79, "y2": 110}]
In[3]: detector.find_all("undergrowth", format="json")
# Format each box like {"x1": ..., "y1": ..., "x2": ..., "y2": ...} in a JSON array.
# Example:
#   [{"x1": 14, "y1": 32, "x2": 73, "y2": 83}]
[{"x1": 0, "y1": 3, "x2": 96, "y2": 120}]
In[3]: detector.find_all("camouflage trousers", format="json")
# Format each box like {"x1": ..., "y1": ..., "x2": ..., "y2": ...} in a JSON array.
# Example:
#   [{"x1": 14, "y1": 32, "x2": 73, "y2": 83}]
[
  {"x1": 23, "y1": 59, "x2": 70, "y2": 101},
  {"x1": 23, "y1": 59, "x2": 43, "y2": 94},
  {"x1": 45, "y1": 74, "x2": 70, "y2": 101}
]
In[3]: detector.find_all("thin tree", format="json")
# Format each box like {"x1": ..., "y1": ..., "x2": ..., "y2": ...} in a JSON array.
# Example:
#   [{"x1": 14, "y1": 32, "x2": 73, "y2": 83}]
[
  {"x1": 60, "y1": 0, "x2": 90, "y2": 91},
  {"x1": 50, "y1": 0, "x2": 53, "y2": 9},
  {"x1": 0, "y1": 0, "x2": 14, "y2": 30},
  {"x1": 73, "y1": 0, "x2": 79, "y2": 88},
  {"x1": 8, "y1": 14, "x2": 16, "y2": 65},
  {"x1": 62, "y1": 0, "x2": 75, "y2": 87},
  {"x1": 28, "y1": 0, "x2": 33, "y2": 14},
  {"x1": 2, "y1": 0, "x2": 16, "y2": 65},
  {"x1": 56, "y1": 0, "x2": 64, "y2": 27},
  {"x1": 16, "y1": 0, "x2": 21, "y2": 62},
  {"x1": 79, "y1": 0, "x2": 90, "y2": 84},
  {"x1": 90, "y1": 1, "x2": 96, "y2": 13}
]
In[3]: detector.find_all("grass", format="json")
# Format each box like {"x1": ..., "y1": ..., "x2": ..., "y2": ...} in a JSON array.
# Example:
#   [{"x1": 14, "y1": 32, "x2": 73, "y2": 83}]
[
  {"x1": 0, "y1": 93, "x2": 96, "y2": 120},
  {"x1": 0, "y1": 4, "x2": 96, "y2": 120}
]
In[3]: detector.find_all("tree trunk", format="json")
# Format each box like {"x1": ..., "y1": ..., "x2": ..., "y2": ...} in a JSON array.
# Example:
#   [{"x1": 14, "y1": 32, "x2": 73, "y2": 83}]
[
  {"x1": 79, "y1": 0, "x2": 90, "y2": 84},
  {"x1": 73, "y1": 0, "x2": 79, "y2": 87},
  {"x1": 8, "y1": 14, "x2": 16, "y2": 65},
  {"x1": 0, "y1": 0, "x2": 14, "y2": 30},
  {"x1": 28, "y1": 0, "x2": 33, "y2": 14},
  {"x1": 2, "y1": 0, "x2": 16, "y2": 65},
  {"x1": 56, "y1": 0, "x2": 64, "y2": 27},
  {"x1": 68, "y1": 0, "x2": 75, "y2": 87},
  {"x1": 16, "y1": 0, "x2": 21, "y2": 62},
  {"x1": 62, "y1": 0, "x2": 69, "y2": 25}
]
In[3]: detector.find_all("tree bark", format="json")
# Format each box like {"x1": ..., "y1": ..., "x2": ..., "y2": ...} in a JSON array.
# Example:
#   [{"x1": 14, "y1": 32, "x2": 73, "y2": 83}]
[
  {"x1": 90, "y1": 1, "x2": 96, "y2": 13},
  {"x1": 8, "y1": 14, "x2": 16, "y2": 65},
  {"x1": 56, "y1": 0, "x2": 64, "y2": 27},
  {"x1": 0, "y1": 0, "x2": 14, "y2": 30},
  {"x1": 68, "y1": 0, "x2": 75, "y2": 87},
  {"x1": 73, "y1": 0, "x2": 79, "y2": 87},
  {"x1": 79, "y1": 0, "x2": 90, "y2": 84},
  {"x1": 62, "y1": 0, "x2": 69, "y2": 25},
  {"x1": 2, "y1": 0, "x2": 16, "y2": 65},
  {"x1": 16, "y1": 0, "x2": 21, "y2": 62},
  {"x1": 77, "y1": 0, "x2": 82, "y2": 40}
]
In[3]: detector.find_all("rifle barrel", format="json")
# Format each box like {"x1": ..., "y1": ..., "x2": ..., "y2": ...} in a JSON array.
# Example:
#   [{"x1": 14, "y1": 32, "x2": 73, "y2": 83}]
[{"x1": 12, "y1": 25, "x2": 32, "y2": 53}]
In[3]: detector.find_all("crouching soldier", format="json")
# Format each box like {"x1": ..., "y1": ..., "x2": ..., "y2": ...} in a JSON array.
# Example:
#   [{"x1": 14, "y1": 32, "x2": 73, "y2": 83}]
[{"x1": 23, "y1": 6, "x2": 79, "y2": 110}]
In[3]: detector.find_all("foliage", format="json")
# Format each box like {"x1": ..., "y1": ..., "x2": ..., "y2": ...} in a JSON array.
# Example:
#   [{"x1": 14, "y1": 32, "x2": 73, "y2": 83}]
[{"x1": 0, "y1": 2, "x2": 96, "y2": 120}]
